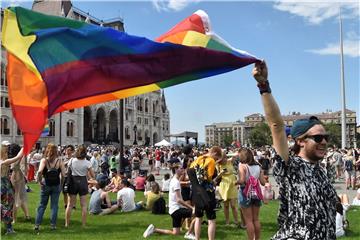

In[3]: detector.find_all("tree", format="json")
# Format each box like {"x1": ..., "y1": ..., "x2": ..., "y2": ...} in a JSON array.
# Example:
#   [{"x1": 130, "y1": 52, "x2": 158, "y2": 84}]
[
  {"x1": 248, "y1": 123, "x2": 272, "y2": 147},
  {"x1": 223, "y1": 134, "x2": 233, "y2": 147},
  {"x1": 324, "y1": 123, "x2": 341, "y2": 148}
]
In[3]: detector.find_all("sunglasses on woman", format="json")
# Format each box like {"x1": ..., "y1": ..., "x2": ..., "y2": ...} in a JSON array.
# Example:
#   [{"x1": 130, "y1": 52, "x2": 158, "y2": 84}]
[{"x1": 306, "y1": 134, "x2": 329, "y2": 143}]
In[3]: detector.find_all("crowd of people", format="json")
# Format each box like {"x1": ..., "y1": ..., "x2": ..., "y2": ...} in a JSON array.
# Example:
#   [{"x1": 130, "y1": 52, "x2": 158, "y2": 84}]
[{"x1": 1, "y1": 62, "x2": 360, "y2": 240}]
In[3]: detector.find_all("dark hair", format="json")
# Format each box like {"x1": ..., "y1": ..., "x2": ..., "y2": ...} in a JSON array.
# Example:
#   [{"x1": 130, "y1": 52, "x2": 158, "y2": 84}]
[
  {"x1": 336, "y1": 202, "x2": 343, "y2": 215},
  {"x1": 121, "y1": 179, "x2": 130, "y2": 187},
  {"x1": 146, "y1": 174, "x2": 155, "y2": 182},
  {"x1": 182, "y1": 145, "x2": 193, "y2": 155},
  {"x1": 97, "y1": 179, "x2": 108, "y2": 189},
  {"x1": 66, "y1": 145, "x2": 75, "y2": 151},
  {"x1": 164, "y1": 173, "x2": 170, "y2": 180},
  {"x1": 75, "y1": 145, "x2": 87, "y2": 159},
  {"x1": 111, "y1": 168, "x2": 117, "y2": 173},
  {"x1": 8, "y1": 143, "x2": 21, "y2": 158}
]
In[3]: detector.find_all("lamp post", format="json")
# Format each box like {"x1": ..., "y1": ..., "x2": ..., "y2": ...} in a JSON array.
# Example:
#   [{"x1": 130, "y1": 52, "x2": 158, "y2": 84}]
[{"x1": 133, "y1": 125, "x2": 138, "y2": 145}]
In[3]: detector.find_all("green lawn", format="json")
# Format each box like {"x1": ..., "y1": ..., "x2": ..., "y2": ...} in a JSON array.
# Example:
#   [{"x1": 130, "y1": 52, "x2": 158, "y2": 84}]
[{"x1": 2, "y1": 183, "x2": 360, "y2": 239}]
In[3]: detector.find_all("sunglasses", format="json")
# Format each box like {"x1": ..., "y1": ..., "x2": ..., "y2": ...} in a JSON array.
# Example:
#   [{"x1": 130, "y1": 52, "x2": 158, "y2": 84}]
[{"x1": 306, "y1": 134, "x2": 329, "y2": 143}]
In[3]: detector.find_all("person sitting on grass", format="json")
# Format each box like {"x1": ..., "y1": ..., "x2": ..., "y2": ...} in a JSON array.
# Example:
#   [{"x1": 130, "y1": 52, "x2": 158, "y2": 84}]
[
  {"x1": 144, "y1": 182, "x2": 161, "y2": 211},
  {"x1": 117, "y1": 179, "x2": 142, "y2": 212},
  {"x1": 143, "y1": 165, "x2": 195, "y2": 239},
  {"x1": 135, "y1": 171, "x2": 146, "y2": 192},
  {"x1": 106, "y1": 168, "x2": 121, "y2": 193},
  {"x1": 89, "y1": 178, "x2": 118, "y2": 215}
]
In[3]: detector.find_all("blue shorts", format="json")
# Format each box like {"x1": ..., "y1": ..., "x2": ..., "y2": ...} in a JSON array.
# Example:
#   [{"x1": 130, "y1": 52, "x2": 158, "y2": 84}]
[{"x1": 238, "y1": 187, "x2": 262, "y2": 208}]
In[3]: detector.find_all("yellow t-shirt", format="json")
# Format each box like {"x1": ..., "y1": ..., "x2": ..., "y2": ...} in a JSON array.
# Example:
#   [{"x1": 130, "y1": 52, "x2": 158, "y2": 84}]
[
  {"x1": 190, "y1": 155, "x2": 216, "y2": 181},
  {"x1": 145, "y1": 192, "x2": 161, "y2": 210},
  {"x1": 111, "y1": 176, "x2": 122, "y2": 188}
]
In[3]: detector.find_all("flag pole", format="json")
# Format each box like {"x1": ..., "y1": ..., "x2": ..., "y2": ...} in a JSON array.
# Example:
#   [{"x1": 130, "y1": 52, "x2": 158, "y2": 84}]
[{"x1": 339, "y1": 6, "x2": 347, "y2": 149}]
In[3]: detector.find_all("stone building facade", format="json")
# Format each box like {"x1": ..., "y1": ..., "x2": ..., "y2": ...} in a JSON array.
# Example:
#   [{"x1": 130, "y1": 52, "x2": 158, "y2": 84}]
[
  {"x1": 0, "y1": 0, "x2": 170, "y2": 147},
  {"x1": 205, "y1": 110, "x2": 357, "y2": 147}
]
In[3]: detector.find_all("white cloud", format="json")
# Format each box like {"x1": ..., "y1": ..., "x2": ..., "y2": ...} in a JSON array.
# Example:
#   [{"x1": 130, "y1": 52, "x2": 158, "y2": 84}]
[
  {"x1": 273, "y1": 1, "x2": 359, "y2": 25},
  {"x1": 152, "y1": 0, "x2": 199, "y2": 12},
  {"x1": 8, "y1": 0, "x2": 21, "y2": 7},
  {"x1": 307, "y1": 32, "x2": 360, "y2": 57}
]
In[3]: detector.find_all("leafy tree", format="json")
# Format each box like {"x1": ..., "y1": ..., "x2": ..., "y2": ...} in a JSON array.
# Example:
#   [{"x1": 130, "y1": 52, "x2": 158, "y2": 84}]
[
  {"x1": 248, "y1": 123, "x2": 272, "y2": 147},
  {"x1": 223, "y1": 134, "x2": 233, "y2": 147},
  {"x1": 324, "y1": 123, "x2": 341, "y2": 148}
]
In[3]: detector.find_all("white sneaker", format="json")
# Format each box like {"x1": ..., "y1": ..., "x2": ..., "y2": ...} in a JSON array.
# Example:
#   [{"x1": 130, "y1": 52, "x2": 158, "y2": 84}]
[
  {"x1": 143, "y1": 224, "x2": 155, "y2": 238},
  {"x1": 184, "y1": 232, "x2": 196, "y2": 240}
]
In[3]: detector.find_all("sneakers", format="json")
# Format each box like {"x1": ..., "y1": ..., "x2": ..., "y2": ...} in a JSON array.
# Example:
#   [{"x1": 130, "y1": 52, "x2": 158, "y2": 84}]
[
  {"x1": 184, "y1": 232, "x2": 196, "y2": 240},
  {"x1": 50, "y1": 225, "x2": 56, "y2": 230},
  {"x1": 143, "y1": 224, "x2": 155, "y2": 238},
  {"x1": 34, "y1": 225, "x2": 40, "y2": 235}
]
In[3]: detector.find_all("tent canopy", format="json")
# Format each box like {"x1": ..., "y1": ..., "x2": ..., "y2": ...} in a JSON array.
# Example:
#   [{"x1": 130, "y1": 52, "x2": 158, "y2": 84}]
[{"x1": 154, "y1": 139, "x2": 172, "y2": 147}]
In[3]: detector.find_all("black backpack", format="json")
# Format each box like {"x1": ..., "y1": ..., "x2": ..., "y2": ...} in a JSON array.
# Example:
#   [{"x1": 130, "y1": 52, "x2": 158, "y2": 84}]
[
  {"x1": 152, "y1": 197, "x2": 166, "y2": 214},
  {"x1": 345, "y1": 159, "x2": 353, "y2": 171},
  {"x1": 44, "y1": 159, "x2": 60, "y2": 186}
]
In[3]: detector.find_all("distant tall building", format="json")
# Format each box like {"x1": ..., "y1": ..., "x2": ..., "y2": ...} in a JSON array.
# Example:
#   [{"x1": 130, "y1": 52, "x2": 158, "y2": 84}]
[
  {"x1": 0, "y1": 0, "x2": 170, "y2": 147},
  {"x1": 205, "y1": 110, "x2": 357, "y2": 147}
]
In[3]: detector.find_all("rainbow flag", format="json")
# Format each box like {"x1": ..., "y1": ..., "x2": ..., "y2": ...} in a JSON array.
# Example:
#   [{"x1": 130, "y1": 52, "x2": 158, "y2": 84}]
[
  {"x1": 2, "y1": 7, "x2": 259, "y2": 153},
  {"x1": 40, "y1": 124, "x2": 50, "y2": 137}
]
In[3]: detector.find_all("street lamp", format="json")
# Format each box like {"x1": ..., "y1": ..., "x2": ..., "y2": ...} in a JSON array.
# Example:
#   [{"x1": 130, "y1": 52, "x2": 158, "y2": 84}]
[{"x1": 133, "y1": 125, "x2": 138, "y2": 145}]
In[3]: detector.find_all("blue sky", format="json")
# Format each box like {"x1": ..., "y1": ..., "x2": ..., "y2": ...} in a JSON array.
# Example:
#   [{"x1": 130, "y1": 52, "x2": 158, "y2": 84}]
[{"x1": 3, "y1": 1, "x2": 359, "y2": 141}]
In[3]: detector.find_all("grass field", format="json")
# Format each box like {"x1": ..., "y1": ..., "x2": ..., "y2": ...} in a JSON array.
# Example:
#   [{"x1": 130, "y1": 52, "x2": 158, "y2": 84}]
[{"x1": 2, "y1": 183, "x2": 360, "y2": 239}]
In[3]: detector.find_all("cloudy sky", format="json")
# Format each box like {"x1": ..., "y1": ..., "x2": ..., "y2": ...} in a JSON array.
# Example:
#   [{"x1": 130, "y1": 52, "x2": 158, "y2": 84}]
[{"x1": 3, "y1": 1, "x2": 359, "y2": 141}]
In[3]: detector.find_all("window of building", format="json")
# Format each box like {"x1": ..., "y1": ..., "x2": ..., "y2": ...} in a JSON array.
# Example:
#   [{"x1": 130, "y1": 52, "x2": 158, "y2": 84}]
[
  {"x1": 145, "y1": 118, "x2": 148, "y2": 125},
  {"x1": 153, "y1": 119, "x2": 156, "y2": 127},
  {"x1": 49, "y1": 120, "x2": 55, "y2": 136},
  {"x1": 125, "y1": 127, "x2": 130, "y2": 139},
  {"x1": 4, "y1": 97, "x2": 9, "y2": 108},
  {"x1": 137, "y1": 117, "x2": 141, "y2": 124},
  {"x1": 0, "y1": 117, "x2": 10, "y2": 135},
  {"x1": 69, "y1": 109, "x2": 75, "y2": 113},
  {"x1": 17, "y1": 126, "x2": 22, "y2": 136},
  {"x1": 66, "y1": 121, "x2": 74, "y2": 137},
  {"x1": 145, "y1": 99, "x2": 149, "y2": 113},
  {"x1": 125, "y1": 111, "x2": 129, "y2": 121}
]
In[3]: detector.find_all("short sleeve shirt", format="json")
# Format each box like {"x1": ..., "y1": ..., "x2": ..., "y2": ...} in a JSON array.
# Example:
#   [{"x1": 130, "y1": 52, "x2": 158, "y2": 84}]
[{"x1": 272, "y1": 154, "x2": 337, "y2": 240}]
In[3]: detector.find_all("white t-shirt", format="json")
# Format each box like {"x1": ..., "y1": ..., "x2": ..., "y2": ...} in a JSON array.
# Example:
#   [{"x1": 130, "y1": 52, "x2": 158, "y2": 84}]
[
  {"x1": 117, "y1": 187, "x2": 136, "y2": 212},
  {"x1": 162, "y1": 178, "x2": 171, "y2": 192},
  {"x1": 335, "y1": 212, "x2": 345, "y2": 237},
  {"x1": 352, "y1": 197, "x2": 360, "y2": 206},
  {"x1": 168, "y1": 176, "x2": 182, "y2": 215}
]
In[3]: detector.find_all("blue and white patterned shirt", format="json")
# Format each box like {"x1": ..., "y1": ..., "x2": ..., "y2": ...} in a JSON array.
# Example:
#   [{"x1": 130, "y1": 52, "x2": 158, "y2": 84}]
[{"x1": 272, "y1": 154, "x2": 337, "y2": 240}]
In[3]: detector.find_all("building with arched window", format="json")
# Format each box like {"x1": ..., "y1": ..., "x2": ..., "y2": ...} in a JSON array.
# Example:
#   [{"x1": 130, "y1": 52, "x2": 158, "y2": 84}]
[{"x1": 0, "y1": 0, "x2": 170, "y2": 147}]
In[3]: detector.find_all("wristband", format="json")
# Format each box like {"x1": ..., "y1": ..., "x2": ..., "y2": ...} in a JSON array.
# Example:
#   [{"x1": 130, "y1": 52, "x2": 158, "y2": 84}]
[{"x1": 257, "y1": 81, "x2": 271, "y2": 95}]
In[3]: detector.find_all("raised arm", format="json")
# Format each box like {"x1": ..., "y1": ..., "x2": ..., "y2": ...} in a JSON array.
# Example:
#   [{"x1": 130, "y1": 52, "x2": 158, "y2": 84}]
[
  {"x1": 252, "y1": 61, "x2": 289, "y2": 162},
  {"x1": 1, "y1": 148, "x2": 24, "y2": 165}
]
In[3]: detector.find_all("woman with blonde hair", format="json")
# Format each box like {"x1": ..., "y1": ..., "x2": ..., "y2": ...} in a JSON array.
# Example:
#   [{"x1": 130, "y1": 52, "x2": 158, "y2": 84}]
[
  {"x1": 238, "y1": 148, "x2": 265, "y2": 240},
  {"x1": 11, "y1": 148, "x2": 30, "y2": 223},
  {"x1": 1, "y1": 143, "x2": 24, "y2": 234},
  {"x1": 216, "y1": 151, "x2": 240, "y2": 227},
  {"x1": 34, "y1": 143, "x2": 65, "y2": 232},
  {"x1": 65, "y1": 145, "x2": 94, "y2": 227}
]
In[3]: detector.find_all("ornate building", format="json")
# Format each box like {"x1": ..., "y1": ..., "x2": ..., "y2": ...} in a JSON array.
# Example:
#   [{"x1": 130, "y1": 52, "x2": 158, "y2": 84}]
[
  {"x1": 205, "y1": 110, "x2": 357, "y2": 147},
  {"x1": 0, "y1": 0, "x2": 170, "y2": 147}
]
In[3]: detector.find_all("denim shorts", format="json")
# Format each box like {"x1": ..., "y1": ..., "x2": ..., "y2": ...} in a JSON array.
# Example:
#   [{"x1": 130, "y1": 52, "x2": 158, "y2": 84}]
[{"x1": 238, "y1": 187, "x2": 262, "y2": 208}]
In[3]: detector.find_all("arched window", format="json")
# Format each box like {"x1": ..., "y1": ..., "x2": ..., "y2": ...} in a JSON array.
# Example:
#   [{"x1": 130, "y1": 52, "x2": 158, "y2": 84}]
[
  {"x1": 145, "y1": 99, "x2": 149, "y2": 113},
  {"x1": 125, "y1": 127, "x2": 130, "y2": 139},
  {"x1": 17, "y1": 126, "x2": 22, "y2": 136},
  {"x1": 49, "y1": 120, "x2": 55, "y2": 136},
  {"x1": 66, "y1": 121, "x2": 74, "y2": 137},
  {"x1": 0, "y1": 117, "x2": 10, "y2": 135}
]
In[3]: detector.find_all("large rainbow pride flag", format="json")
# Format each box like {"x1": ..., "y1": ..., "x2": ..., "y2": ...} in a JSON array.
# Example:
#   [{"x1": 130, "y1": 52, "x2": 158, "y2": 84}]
[{"x1": 2, "y1": 7, "x2": 259, "y2": 153}]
